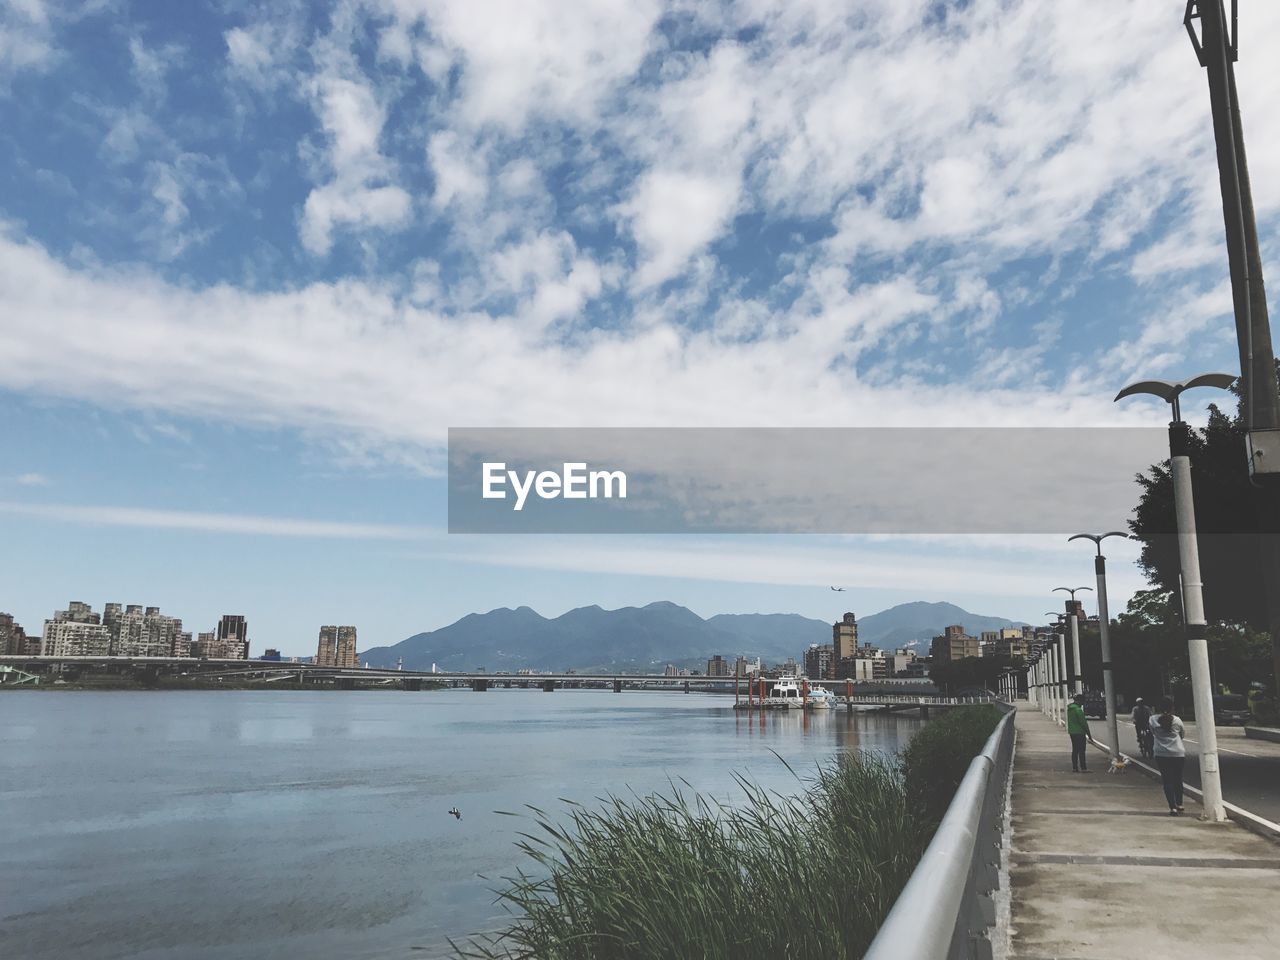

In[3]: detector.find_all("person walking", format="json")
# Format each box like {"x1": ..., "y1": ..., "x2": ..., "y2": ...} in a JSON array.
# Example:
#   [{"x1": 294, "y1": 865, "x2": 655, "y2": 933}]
[
  {"x1": 1067, "y1": 693, "x2": 1093, "y2": 772},
  {"x1": 1150, "y1": 696, "x2": 1187, "y2": 815}
]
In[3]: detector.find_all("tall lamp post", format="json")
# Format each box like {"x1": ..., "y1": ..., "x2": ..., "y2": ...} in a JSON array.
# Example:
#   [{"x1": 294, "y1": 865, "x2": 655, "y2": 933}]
[
  {"x1": 1116, "y1": 372, "x2": 1235, "y2": 822},
  {"x1": 1069, "y1": 532, "x2": 1127, "y2": 764},
  {"x1": 1053, "y1": 586, "x2": 1092, "y2": 696},
  {"x1": 1046, "y1": 613, "x2": 1070, "y2": 727}
]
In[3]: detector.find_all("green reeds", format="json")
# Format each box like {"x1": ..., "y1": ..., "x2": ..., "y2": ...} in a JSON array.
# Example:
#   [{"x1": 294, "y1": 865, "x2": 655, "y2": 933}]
[
  {"x1": 455, "y1": 756, "x2": 926, "y2": 960},
  {"x1": 456, "y1": 707, "x2": 1002, "y2": 959}
]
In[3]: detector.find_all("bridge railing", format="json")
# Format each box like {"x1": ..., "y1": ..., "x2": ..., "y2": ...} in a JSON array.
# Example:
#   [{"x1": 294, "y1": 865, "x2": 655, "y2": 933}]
[{"x1": 863, "y1": 705, "x2": 1015, "y2": 960}]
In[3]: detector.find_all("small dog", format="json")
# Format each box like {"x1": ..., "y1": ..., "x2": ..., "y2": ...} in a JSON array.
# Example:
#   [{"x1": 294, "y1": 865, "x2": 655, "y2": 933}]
[{"x1": 1107, "y1": 755, "x2": 1132, "y2": 774}]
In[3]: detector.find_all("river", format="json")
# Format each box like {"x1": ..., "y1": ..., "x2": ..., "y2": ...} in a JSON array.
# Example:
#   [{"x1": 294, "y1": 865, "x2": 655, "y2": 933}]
[{"x1": 0, "y1": 689, "x2": 921, "y2": 959}]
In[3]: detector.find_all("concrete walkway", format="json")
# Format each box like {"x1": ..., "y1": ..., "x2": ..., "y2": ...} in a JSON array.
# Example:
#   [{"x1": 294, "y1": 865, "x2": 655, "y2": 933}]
[{"x1": 1007, "y1": 708, "x2": 1280, "y2": 960}]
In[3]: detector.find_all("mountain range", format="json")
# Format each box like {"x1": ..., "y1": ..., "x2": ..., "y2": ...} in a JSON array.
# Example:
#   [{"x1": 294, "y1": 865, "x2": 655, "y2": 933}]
[{"x1": 358, "y1": 600, "x2": 1026, "y2": 673}]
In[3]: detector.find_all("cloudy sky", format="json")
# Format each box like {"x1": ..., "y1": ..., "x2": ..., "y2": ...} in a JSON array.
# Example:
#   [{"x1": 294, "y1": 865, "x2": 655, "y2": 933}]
[{"x1": 1, "y1": 0, "x2": 1276, "y2": 656}]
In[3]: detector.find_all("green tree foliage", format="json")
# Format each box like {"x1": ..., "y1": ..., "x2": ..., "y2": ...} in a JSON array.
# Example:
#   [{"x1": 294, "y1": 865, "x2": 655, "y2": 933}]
[
  {"x1": 928, "y1": 655, "x2": 1022, "y2": 695},
  {"x1": 1129, "y1": 365, "x2": 1280, "y2": 632},
  {"x1": 1078, "y1": 589, "x2": 1271, "y2": 717}
]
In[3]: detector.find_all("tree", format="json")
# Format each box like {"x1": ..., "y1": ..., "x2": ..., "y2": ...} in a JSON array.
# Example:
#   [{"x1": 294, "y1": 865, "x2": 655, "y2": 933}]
[
  {"x1": 928, "y1": 655, "x2": 1021, "y2": 695},
  {"x1": 1128, "y1": 365, "x2": 1280, "y2": 690}
]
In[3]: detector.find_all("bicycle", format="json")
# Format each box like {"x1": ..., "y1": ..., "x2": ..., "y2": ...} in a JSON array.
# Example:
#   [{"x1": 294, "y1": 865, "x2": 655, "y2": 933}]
[{"x1": 1136, "y1": 724, "x2": 1154, "y2": 760}]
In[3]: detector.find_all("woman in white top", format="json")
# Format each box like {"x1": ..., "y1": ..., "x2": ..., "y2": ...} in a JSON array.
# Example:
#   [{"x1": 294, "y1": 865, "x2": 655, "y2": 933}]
[{"x1": 1150, "y1": 696, "x2": 1187, "y2": 815}]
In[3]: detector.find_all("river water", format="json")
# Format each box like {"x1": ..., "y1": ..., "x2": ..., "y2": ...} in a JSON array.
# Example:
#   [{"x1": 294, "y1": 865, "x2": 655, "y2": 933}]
[{"x1": 0, "y1": 689, "x2": 921, "y2": 959}]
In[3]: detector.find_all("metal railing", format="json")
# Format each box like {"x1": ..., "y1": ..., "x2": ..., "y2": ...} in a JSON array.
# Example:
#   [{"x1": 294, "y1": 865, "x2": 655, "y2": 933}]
[{"x1": 863, "y1": 706, "x2": 1016, "y2": 960}]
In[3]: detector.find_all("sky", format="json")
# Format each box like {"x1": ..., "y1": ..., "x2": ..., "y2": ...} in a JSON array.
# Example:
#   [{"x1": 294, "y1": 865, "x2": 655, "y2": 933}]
[{"x1": 1, "y1": 0, "x2": 1277, "y2": 657}]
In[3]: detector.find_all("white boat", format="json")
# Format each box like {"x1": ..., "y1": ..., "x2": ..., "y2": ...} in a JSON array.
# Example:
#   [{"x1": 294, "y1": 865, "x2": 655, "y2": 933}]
[
  {"x1": 806, "y1": 685, "x2": 837, "y2": 709},
  {"x1": 765, "y1": 675, "x2": 833, "y2": 709}
]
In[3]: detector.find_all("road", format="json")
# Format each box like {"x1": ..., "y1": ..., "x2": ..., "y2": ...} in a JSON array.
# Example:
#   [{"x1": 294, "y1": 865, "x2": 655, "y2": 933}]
[{"x1": 1090, "y1": 716, "x2": 1280, "y2": 825}]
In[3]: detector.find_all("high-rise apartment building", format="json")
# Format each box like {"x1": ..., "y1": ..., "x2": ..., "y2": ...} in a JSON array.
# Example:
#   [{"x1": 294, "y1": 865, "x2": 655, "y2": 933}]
[
  {"x1": 192, "y1": 631, "x2": 215, "y2": 658},
  {"x1": 804, "y1": 643, "x2": 834, "y2": 680},
  {"x1": 336, "y1": 626, "x2": 358, "y2": 668},
  {"x1": 315, "y1": 625, "x2": 337, "y2": 666},
  {"x1": 104, "y1": 603, "x2": 181, "y2": 656},
  {"x1": 706, "y1": 655, "x2": 731, "y2": 677},
  {"x1": 216, "y1": 615, "x2": 249, "y2": 659},
  {"x1": 832, "y1": 612, "x2": 859, "y2": 663},
  {"x1": 41, "y1": 601, "x2": 110, "y2": 657},
  {"x1": 1, "y1": 613, "x2": 30, "y2": 656}
]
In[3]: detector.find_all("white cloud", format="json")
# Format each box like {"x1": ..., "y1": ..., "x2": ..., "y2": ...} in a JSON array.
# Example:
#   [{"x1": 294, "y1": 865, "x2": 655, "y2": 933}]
[
  {"x1": 384, "y1": 0, "x2": 662, "y2": 130},
  {"x1": 298, "y1": 49, "x2": 412, "y2": 255},
  {"x1": 0, "y1": 0, "x2": 55, "y2": 84},
  {"x1": 623, "y1": 169, "x2": 741, "y2": 289},
  {"x1": 0, "y1": 500, "x2": 440, "y2": 540},
  {"x1": 13, "y1": 472, "x2": 49, "y2": 487}
]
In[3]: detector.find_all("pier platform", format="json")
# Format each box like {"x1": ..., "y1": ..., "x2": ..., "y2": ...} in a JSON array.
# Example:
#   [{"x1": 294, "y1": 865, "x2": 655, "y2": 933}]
[{"x1": 1006, "y1": 708, "x2": 1280, "y2": 960}]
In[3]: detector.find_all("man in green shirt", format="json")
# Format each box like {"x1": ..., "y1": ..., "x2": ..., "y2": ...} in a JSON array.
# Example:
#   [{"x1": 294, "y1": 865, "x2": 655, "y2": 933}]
[{"x1": 1067, "y1": 694, "x2": 1093, "y2": 772}]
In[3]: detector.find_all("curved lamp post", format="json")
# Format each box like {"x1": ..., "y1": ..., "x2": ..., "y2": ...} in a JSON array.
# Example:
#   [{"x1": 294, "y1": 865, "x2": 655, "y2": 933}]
[
  {"x1": 1068, "y1": 532, "x2": 1127, "y2": 763},
  {"x1": 1116, "y1": 371, "x2": 1234, "y2": 821},
  {"x1": 1053, "y1": 586, "x2": 1092, "y2": 696}
]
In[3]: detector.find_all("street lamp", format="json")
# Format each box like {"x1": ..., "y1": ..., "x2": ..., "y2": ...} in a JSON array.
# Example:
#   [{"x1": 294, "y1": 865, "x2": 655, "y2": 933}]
[
  {"x1": 1053, "y1": 586, "x2": 1092, "y2": 696},
  {"x1": 1068, "y1": 532, "x2": 1128, "y2": 765},
  {"x1": 1046, "y1": 613, "x2": 1070, "y2": 727},
  {"x1": 1116, "y1": 371, "x2": 1235, "y2": 822}
]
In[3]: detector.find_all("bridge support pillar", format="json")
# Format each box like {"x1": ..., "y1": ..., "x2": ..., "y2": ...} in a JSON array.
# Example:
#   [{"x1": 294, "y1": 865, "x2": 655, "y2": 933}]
[
  {"x1": 404, "y1": 678, "x2": 422, "y2": 692},
  {"x1": 471, "y1": 678, "x2": 489, "y2": 692},
  {"x1": 613, "y1": 679, "x2": 623, "y2": 693},
  {"x1": 336, "y1": 676, "x2": 355, "y2": 691},
  {"x1": 684, "y1": 681, "x2": 690, "y2": 694},
  {"x1": 920, "y1": 706, "x2": 930, "y2": 720},
  {"x1": 542, "y1": 679, "x2": 555, "y2": 692}
]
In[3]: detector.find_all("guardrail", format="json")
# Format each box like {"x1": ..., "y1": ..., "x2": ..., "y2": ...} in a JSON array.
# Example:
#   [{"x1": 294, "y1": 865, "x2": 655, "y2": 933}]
[{"x1": 863, "y1": 705, "x2": 1015, "y2": 960}]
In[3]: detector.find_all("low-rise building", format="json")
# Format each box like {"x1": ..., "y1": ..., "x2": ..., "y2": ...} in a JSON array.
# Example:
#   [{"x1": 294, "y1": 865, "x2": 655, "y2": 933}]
[{"x1": 930, "y1": 625, "x2": 979, "y2": 664}]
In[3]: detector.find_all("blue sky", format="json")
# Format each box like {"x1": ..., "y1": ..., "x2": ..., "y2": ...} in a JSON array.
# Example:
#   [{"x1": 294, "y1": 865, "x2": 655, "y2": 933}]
[{"x1": 1, "y1": 1, "x2": 1277, "y2": 656}]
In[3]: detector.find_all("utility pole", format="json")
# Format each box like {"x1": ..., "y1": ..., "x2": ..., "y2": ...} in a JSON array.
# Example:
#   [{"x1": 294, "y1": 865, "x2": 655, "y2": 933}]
[{"x1": 1186, "y1": 0, "x2": 1280, "y2": 688}]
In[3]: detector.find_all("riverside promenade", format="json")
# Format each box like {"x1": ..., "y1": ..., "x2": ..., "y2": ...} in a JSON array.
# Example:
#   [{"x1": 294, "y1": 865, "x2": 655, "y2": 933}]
[{"x1": 1006, "y1": 709, "x2": 1280, "y2": 960}]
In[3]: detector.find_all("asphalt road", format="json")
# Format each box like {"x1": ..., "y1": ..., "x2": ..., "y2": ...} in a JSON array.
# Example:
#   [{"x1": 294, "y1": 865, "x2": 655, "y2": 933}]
[{"x1": 1082, "y1": 716, "x2": 1280, "y2": 825}]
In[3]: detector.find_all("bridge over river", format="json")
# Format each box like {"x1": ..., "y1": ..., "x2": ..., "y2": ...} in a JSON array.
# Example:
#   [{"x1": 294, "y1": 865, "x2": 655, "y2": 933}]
[{"x1": 0, "y1": 655, "x2": 988, "y2": 712}]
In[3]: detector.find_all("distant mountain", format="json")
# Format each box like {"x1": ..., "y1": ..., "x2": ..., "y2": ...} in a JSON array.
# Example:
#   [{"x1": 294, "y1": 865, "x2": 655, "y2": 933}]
[
  {"x1": 360, "y1": 600, "x2": 1023, "y2": 673},
  {"x1": 857, "y1": 601, "x2": 1025, "y2": 650},
  {"x1": 359, "y1": 602, "x2": 812, "y2": 673}
]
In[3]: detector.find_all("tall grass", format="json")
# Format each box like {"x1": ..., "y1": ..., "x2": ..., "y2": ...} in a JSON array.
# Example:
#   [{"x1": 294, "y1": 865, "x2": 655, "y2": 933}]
[
  {"x1": 454, "y1": 756, "x2": 925, "y2": 960},
  {"x1": 455, "y1": 707, "x2": 1002, "y2": 960}
]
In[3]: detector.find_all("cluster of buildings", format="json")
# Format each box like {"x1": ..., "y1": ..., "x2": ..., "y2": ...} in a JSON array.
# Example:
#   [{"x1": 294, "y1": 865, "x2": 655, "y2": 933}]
[
  {"x1": 800, "y1": 614, "x2": 927, "y2": 681},
  {"x1": 696, "y1": 610, "x2": 1058, "y2": 684},
  {"x1": 0, "y1": 604, "x2": 373, "y2": 668},
  {"x1": 0, "y1": 602, "x2": 250, "y2": 659}
]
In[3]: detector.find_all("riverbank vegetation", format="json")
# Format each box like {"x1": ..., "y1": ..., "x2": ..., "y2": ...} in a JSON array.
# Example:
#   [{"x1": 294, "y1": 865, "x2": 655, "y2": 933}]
[{"x1": 456, "y1": 705, "x2": 1002, "y2": 960}]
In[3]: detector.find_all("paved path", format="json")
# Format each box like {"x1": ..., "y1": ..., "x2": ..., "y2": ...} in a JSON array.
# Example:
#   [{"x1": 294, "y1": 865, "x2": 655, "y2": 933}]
[{"x1": 1007, "y1": 708, "x2": 1280, "y2": 960}]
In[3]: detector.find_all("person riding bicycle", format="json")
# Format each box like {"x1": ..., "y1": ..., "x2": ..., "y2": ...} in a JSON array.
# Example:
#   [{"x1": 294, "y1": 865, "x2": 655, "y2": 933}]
[{"x1": 1132, "y1": 698, "x2": 1154, "y2": 757}]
